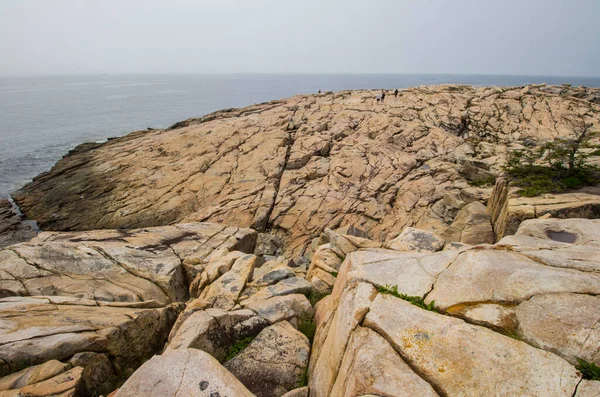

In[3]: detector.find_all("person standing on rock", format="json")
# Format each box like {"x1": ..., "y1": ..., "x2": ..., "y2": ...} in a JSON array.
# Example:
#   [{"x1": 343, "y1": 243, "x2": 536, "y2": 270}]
[
  {"x1": 394, "y1": 89, "x2": 399, "y2": 97},
  {"x1": 381, "y1": 90, "x2": 386, "y2": 103},
  {"x1": 376, "y1": 93, "x2": 381, "y2": 104}
]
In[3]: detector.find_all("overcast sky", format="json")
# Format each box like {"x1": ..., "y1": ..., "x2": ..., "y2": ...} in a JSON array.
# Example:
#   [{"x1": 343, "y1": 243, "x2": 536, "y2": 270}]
[{"x1": 1, "y1": 0, "x2": 598, "y2": 76}]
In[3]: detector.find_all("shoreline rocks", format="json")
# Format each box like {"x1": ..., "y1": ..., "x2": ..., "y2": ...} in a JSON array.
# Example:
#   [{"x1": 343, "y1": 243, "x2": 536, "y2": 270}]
[
  {"x1": 0, "y1": 198, "x2": 37, "y2": 249},
  {"x1": 12, "y1": 85, "x2": 600, "y2": 257}
]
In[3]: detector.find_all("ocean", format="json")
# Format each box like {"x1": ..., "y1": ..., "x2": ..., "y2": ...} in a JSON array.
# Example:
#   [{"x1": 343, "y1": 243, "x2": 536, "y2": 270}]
[{"x1": 1, "y1": 73, "x2": 599, "y2": 198}]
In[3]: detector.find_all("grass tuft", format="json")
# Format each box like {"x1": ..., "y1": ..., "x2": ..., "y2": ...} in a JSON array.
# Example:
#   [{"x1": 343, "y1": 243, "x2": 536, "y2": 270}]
[
  {"x1": 577, "y1": 358, "x2": 600, "y2": 381},
  {"x1": 298, "y1": 366, "x2": 309, "y2": 387},
  {"x1": 225, "y1": 336, "x2": 254, "y2": 361},
  {"x1": 298, "y1": 317, "x2": 316, "y2": 343},
  {"x1": 377, "y1": 285, "x2": 439, "y2": 312},
  {"x1": 504, "y1": 329, "x2": 523, "y2": 341},
  {"x1": 304, "y1": 289, "x2": 331, "y2": 306}
]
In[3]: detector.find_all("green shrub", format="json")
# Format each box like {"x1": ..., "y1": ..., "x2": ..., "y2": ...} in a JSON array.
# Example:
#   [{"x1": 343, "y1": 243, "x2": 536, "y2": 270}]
[
  {"x1": 377, "y1": 285, "x2": 439, "y2": 312},
  {"x1": 505, "y1": 163, "x2": 599, "y2": 197},
  {"x1": 504, "y1": 329, "x2": 523, "y2": 341},
  {"x1": 576, "y1": 358, "x2": 600, "y2": 381},
  {"x1": 298, "y1": 317, "x2": 316, "y2": 343},
  {"x1": 504, "y1": 116, "x2": 600, "y2": 197},
  {"x1": 298, "y1": 367, "x2": 309, "y2": 387},
  {"x1": 225, "y1": 336, "x2": 254, "y2": 361},
  {"x1": 304, "y1": 289, "x2": 331, "y2": 306}
]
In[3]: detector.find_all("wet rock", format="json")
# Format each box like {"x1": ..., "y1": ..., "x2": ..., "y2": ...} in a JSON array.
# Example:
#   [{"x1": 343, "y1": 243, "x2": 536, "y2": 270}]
[{"x1": 0, "y1": 199, "x2": 36, "y2": 249}]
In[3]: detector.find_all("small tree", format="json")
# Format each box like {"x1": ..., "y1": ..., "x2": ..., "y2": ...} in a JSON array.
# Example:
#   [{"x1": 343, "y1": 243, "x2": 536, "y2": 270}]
[
  {"x1": 504, "y1": 115, "x2": 599, "y2": 197},
  {"x1": 539, "y1": 116, "x2": 596, "y2": 170}
]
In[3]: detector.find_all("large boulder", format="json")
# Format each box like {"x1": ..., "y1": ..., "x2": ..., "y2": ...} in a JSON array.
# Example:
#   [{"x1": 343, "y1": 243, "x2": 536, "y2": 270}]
[
  {"x1": 225, "y1": 321, "x2": 310, "y2": 397},
  {"x1": 0, "y1": 366, "x2": 84, "y2": 397},
  {"x1": 0, "y1": 296, "x2": 182, "y2": 378},
  {"x1": 0, "y1": 223, "x2": 257, "y2": 304},
  {"x1": 384, "y1": 227, "x2": 445, "y2": 253},
  {"x1": 442, "y1": 200, "x2": 494, "y2": 244},
  {"x1": 165, "y1": 308, "x2": 267, "y2": 361},
  {"x1": 115, "y1": 348, "x2": 255, "y2": 397},
  {"x1": 200, "y1": 254, "x2": 257, "y2": 310},
  {"x1": 307, "y1": 218, "x2": 600, "y2": 397},
  {"x1": 241, "y1": 294, "x2": 313, "y2": 324},
  {"x1": 487, "y1": 177, "x2": 600, "y2": 240},
  {"x1": 330, "y1": 326, "x2": 438, "y2": 397},
  {"x1": 365, "y1": 295, "x2": 580, "y2": 397},
  {"x1": 0, "y1": 354, "x2": 115, "y2": 397},
  {"x1": 0, "y1": 222, "x2": 256, "y2": 395}
]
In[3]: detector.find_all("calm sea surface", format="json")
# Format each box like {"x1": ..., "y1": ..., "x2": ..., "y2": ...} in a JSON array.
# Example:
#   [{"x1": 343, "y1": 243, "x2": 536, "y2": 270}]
[{"x1": 1, "y1": 73, "x2": 599, "y2": 197}]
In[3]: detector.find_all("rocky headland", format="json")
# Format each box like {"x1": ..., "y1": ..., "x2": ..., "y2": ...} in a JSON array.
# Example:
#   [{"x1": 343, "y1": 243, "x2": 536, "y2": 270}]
[{"x1": 1, "y1": 84, "x2": 600, "y2": 396}]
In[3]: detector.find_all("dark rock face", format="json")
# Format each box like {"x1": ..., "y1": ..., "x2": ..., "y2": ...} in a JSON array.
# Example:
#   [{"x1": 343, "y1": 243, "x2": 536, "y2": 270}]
[{"x1": 0, "y1": 199, "x2": 37, "y2": 249}]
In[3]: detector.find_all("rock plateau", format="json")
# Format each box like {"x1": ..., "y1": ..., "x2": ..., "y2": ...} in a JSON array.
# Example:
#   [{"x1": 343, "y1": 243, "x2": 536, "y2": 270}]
[{"x1": 1, "y1": 85, "x2": 600, "y2": 396}]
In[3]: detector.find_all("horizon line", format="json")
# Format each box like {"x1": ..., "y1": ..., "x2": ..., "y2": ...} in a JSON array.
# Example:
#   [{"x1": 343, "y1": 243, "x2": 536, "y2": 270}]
[{"x1": 1, "y1": 72, "x2": 600, "y2": 79}]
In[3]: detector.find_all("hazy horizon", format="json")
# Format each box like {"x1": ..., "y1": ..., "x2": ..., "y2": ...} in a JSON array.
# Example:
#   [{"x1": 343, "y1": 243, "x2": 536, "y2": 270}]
[
  {"x1": 1, "y1": 0, "x2": 599, "y2": 77},
  {"x1": 2, "y1": 72, "x2": 600, "y2": 78}
]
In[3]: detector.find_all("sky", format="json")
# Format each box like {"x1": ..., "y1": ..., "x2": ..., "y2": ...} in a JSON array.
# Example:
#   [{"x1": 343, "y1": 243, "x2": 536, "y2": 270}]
[{"x1": 0, "y1": 0, "x2": 599, "y2": 76}]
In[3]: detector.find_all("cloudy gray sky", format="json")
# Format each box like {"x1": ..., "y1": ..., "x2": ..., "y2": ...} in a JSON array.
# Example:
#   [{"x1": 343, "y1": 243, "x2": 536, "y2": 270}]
[{"x1": 1, "y1": 0, "x2": 598, "y2": 76}]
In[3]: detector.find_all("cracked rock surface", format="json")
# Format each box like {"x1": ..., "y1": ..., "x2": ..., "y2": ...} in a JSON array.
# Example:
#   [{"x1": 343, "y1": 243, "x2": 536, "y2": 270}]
[
  {"x1": 13, "y1": 85, "x2": 600, "y2": 256},
  {"x1": 0, "y1": 222, "x2": 257, "y2": 396},
  {"x1": 308, "y1": 218, "x2": 600, "y2": 397}
]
